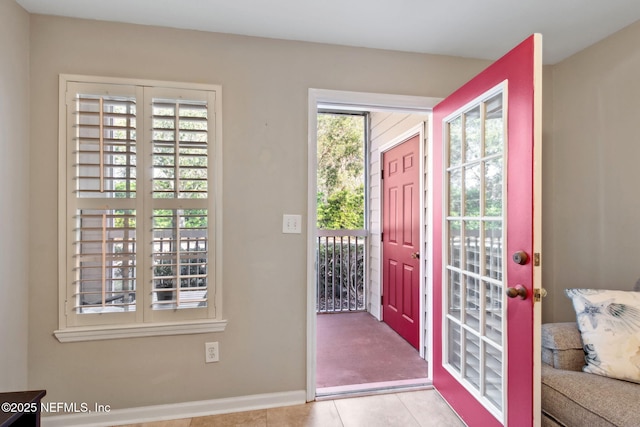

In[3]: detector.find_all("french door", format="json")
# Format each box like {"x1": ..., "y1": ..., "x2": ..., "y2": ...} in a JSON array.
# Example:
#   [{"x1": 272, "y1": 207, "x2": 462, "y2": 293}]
[{"x1": 432, "y1": 34, "x2": 543, "y2": 426}]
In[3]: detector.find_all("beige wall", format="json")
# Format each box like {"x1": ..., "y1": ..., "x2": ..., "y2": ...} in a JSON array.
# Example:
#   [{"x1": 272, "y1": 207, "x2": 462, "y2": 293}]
[
  {"x1": 542, "y1": 20, "x2": 640, "y2": 323},
  {"x1": 0, "y1": 0, "x2": 30, "y2": 392},
  {"x1": 24, "y1": 6, "x2": 638, "y2": 412},
  {"x1": 27, "y1": 14, "x2": 488, "y2": 409}
]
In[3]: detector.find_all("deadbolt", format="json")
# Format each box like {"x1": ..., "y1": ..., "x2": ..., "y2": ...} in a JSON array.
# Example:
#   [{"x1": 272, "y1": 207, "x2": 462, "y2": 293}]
[
  {"x1": 506, "y1": 285, "x2": 527, "y2": 300},
  {"x1": 512, "y1": 251, "x2": 529, "y2": 265}
]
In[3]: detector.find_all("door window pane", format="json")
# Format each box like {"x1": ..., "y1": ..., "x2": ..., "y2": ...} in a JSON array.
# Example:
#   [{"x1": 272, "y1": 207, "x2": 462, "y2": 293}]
[
  {"x1": 484, "y1": 158, "x2": 502, "y2": 216},
  {"x1": 448, "y1": 319, "x2": 462, "y2": 371},
  {"x1": 449, "y1": 169, "x2": 462, "y2": 216},
  {"x1": 464, "y1": 331, "x2": 481, "y2": 388},
  {"x1": 484, "y1": 342, "x2": 503, "y2": 410},
  {"x1": 484, "y1": 220, "x2": 502, "y2": 280},
  {"x1": 449, "y1": 117, "x2": 462, "y2": 166},
  {"x1": 484, "y1": 280, "x2": 503, "y2": 342},
  {"x1": 464, "y1": 164, "x2": 481, "y2": 217},
  {"x1": 448, "y1": 220, "x2": 462, "y2": 268},
  {"x1": 444, "y1": 89, "x2": 506, "y2": 418},
  {"x1": 464, "y1": 275, "x2": 480, "y2": 332},
  {"x1": 464, "y1": 220, "x2": 480, "y2": 274},
  {"x1": 485, "y1": 94, "x2": 503, "y2": 156},
  {"x1": 465, "y1": 107, "x2": 481, "y2": 161},
  {"x1": 448, "y1": 270, "x2": 462, "y2": 319}
]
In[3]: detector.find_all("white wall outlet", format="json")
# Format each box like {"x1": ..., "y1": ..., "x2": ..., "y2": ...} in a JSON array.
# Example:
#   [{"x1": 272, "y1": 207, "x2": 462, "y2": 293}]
[
  {"x1": 282, "y1": 214, "x2": 302, "y2": 234},
  {"x1": 205, "y1": 342, "x2": 219, "y2": 363}
]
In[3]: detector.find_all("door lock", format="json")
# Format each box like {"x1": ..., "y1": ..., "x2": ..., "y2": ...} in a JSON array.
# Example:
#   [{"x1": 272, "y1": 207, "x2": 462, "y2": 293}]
[
  {"x1": 505, "y1": 284, "x2": 527, "y2": 300},
  {"x1": 512, "y1": 251, "x2": 529, "y2": 265}
]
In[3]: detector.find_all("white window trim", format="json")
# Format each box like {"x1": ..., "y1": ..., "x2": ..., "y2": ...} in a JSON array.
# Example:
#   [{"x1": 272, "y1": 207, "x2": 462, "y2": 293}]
[
  {"x1": 56, "y1": 74, "x2": 226, "y2": 342},
  {"x1": 54, "y1": 319, "x2": 228, "y2": 342}
]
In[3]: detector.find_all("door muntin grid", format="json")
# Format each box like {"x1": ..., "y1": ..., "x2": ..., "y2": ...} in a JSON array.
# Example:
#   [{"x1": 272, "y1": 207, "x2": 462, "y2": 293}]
[{"x1": 443, "y1": 87, "x2": 506, "y2": 420}]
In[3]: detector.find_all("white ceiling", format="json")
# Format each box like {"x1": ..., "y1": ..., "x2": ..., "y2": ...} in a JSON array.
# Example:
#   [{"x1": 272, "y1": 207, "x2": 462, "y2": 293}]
[{"x1": 15, "y1": 0, "x2": 640, "y2": 64}]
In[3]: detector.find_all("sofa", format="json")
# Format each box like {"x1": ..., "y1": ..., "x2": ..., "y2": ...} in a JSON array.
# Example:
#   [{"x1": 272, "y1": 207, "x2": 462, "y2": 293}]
[{"x1": 541, "y1": 322, "x2": 640, "y2": 426}]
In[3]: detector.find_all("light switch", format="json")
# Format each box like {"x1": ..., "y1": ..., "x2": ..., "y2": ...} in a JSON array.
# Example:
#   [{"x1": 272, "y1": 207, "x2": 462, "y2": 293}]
[{"x1": 283, "y1": 214, "x2": 302, "y2": 234}]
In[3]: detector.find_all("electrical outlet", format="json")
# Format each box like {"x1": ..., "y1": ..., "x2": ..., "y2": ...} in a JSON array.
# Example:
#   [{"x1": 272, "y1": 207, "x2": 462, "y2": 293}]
[{"x1": 205, "y1": 342, "x2": 219, "y2": 363}]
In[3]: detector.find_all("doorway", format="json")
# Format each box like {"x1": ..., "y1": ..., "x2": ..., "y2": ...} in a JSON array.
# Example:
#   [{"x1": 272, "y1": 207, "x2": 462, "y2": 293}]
[{"x1": 307, "y1": 90, "x2": 442, "y2": 401}]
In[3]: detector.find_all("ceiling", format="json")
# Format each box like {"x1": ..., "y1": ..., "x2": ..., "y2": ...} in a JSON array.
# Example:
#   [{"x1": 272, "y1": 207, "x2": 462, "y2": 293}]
[{"x1": 15, "y1": 0, "x2": 640, "y2": 64}]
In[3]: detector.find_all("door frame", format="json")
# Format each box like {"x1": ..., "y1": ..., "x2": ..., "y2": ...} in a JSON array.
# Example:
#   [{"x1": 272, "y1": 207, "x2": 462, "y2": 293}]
[
  {"x1": 306, "y1": 89, "x2": 441, "y2": 401},
  {"x1": 378, "y1": 124, "x2": 426, "y2": 356}
]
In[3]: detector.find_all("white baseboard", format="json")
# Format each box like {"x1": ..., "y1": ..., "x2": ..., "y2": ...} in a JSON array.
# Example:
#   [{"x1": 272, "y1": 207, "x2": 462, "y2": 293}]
[{"x1": 41, "y1": 390, "x2": 307, "y2": 427}]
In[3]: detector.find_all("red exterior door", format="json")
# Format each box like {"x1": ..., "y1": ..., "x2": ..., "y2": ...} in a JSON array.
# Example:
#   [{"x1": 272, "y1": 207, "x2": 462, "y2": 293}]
[
  {"x1": 432, "y1": 35, "x2": 542, "y2": 426},
  {"x1": 382, "y1": 134, "x2": 420, "y2": 350}
]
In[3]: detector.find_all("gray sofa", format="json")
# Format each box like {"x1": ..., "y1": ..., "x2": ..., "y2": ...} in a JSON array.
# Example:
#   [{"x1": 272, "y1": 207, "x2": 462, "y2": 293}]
[{"x1": 541, "y1": 322, "x2": 640, "y2": 426}]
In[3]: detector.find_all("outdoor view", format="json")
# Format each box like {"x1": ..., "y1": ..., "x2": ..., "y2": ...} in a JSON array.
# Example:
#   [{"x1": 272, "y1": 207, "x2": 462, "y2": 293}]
[{"x1": 316, "y1": 112, "x2": 366, "y2": 312}]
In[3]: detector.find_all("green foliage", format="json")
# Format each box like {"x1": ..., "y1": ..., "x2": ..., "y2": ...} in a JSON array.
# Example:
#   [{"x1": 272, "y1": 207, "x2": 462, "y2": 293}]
[
  {"x1": 317, "y1": 113, "x2": 365, "y2": 229},
  {"x1": 317, "y1": 186, "x2": 364, "y2": 229}
]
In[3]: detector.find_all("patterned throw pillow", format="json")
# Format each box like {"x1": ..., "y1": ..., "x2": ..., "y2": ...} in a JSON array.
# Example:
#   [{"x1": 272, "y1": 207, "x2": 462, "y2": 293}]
[{"x1": 565, "y1": 288, "x2": 640, "y2": 383}]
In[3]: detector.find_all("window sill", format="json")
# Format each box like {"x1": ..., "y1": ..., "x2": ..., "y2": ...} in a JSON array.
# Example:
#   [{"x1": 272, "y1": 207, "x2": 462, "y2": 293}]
[{"x1": 54, "y1": 319, "x2": 228, "y2": 342}]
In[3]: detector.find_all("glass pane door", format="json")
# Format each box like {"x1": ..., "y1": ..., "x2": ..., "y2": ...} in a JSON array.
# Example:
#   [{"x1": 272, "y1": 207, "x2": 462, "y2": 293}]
[{"x1": 444, "y1": 88, "x2": 506, "y2": 420}]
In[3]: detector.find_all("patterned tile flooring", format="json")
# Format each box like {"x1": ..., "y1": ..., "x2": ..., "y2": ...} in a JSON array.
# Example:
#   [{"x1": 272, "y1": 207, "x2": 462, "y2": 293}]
[{"x1": 116, "y1": 389, "x2": 465, "y2": 427}]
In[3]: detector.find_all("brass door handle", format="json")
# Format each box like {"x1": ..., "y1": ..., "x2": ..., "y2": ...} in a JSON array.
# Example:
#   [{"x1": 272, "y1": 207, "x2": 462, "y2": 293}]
[
  {"x1": 411, "y1": 252, "x2": 420, "y2": 259},
  {"x1": 512, "y1": 251, "x2": 529, "y2": 265},
  {"x1": 506, "y1": 285, "x2": 527, "y2": 300}
]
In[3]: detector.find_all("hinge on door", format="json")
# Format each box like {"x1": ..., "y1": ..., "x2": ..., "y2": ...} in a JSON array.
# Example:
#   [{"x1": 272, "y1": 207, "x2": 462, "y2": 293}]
[
  {"x1": 381, "y1": 295, "x2": 384, "y2": 305},
  {"x1": 380, "y1": 169, "x2": 384, "y2": 178},
  {"x1": 381, "y1": 232, "x2": 384, "y2": 242},
  {"x1": 534, "y1": 253, "x2": 541, "y2": 267}
]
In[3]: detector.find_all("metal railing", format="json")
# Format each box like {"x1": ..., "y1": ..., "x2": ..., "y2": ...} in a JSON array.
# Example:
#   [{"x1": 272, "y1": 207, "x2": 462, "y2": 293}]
[{"x1": 316, "y1": 229, "x2": 366, "y2": 313}]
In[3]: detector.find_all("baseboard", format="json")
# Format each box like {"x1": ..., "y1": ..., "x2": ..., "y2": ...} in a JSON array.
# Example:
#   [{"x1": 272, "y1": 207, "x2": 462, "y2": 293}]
[{"x1": 41, "y1": 390, "x2": 307, "y2": 427}]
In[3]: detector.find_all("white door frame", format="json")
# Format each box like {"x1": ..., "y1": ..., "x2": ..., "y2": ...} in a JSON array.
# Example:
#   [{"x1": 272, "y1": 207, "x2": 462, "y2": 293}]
[{"x1": 306, "y1": 89, "x2": 441, "y2": 401}]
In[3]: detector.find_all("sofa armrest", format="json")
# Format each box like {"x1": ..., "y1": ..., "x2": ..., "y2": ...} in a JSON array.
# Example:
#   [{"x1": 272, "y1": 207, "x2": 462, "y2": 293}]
[{"x1": 541, "y1": 322, "x2": 585, "y2": 372}]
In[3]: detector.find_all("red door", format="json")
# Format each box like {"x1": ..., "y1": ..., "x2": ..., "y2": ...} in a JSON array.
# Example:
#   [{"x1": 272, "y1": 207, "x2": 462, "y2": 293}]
[
  {"x1": 382, "y1": 134, "x2": 420, "y2": 349},
  {"x1": 432, "y1": 35, "x2": 542, "y2": 426}
]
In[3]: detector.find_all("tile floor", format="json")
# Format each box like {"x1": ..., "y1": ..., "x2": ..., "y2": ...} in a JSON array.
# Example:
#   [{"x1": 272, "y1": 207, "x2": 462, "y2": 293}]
[{"x1": 116, "y1": 389, "x2": 465, "y2": 427}]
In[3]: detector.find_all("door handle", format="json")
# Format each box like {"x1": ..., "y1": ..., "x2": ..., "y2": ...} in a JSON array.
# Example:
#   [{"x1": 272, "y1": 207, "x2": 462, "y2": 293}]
[
  {"x1": 411, "y1": 252, "x2": 420, "y2": 259},
  {"x1": 505, "y1": 284, "x2": 527, "y2": 300},
  {"x1": 512, "y1": 251, "x2": 529, "y2": 265}
]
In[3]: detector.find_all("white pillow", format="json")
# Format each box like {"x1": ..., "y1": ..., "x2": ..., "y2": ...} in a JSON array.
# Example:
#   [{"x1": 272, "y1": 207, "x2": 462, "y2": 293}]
[{"x1": 565, "y1": 288, "x2": 640, "y2": 383}]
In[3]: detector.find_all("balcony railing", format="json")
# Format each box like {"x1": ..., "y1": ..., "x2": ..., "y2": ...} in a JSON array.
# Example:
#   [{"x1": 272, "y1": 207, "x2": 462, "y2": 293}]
[{"x1": 316, "y1": 229, "x2": 366, "y2": 313}]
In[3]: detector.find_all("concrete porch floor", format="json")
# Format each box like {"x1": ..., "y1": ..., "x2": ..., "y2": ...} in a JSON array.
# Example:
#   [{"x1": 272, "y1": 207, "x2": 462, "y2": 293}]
[{"x1": 316, "y1": 312, "x2": 429, "y2": 393}]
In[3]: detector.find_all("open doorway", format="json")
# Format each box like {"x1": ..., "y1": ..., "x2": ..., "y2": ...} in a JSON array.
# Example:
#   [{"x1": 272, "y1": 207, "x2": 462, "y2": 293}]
[{"x1": 308, "y1": 90, "x2": 440, "y2": 399}]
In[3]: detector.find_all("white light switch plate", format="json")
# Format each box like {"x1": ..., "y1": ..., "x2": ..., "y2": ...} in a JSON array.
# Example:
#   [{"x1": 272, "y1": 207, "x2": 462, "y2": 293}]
[{"x1": 282, "y1": 214, "x2": 302, "y2": 234}]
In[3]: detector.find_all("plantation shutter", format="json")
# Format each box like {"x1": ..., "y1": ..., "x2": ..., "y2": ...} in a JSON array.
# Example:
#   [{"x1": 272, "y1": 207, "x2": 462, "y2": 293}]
[
  {"x1": 64, "y1": 81, "x2": 217, "y2": 328},
  {"x1": 147, "y1": 89, "x2": 211, "y2": 312},
  {"x1": 66, "y1": 83, "x2": 141, "y2": 325}
]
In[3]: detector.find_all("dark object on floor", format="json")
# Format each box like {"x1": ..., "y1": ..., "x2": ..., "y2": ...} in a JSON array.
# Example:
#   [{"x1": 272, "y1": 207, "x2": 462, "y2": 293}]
[{"x1": 0, "y1": 390, "x2": 46, "y2": 427}]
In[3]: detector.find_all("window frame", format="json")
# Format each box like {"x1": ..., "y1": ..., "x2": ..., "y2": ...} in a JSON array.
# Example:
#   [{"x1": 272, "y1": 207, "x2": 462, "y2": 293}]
[{"x1": 55, "y1": 74, "x2": 226, "y2": 342}]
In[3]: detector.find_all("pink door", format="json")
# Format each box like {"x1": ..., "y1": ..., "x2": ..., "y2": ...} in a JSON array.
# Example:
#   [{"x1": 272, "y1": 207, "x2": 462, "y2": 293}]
[
  {"x1": 432, "y1": 35, "x2": 542, "y2": 426},
  {"x1": 382, "y1": 134, "x2": 420, "y2": 349}
]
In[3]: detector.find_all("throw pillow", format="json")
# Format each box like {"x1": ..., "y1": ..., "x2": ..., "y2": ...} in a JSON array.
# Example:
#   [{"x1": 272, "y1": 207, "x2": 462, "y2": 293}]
[{"x1": 565, "y1": 288, "x2": 640, "y2": 383}]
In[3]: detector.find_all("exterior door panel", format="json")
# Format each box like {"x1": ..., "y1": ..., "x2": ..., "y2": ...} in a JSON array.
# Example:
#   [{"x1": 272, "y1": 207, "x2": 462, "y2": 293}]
[
  {"x1": 432, "y1": 34, "x2": 542, "y2": 426},
  {"x1": 382, "y1": 134, "x2": 421, "y2": 349}
]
